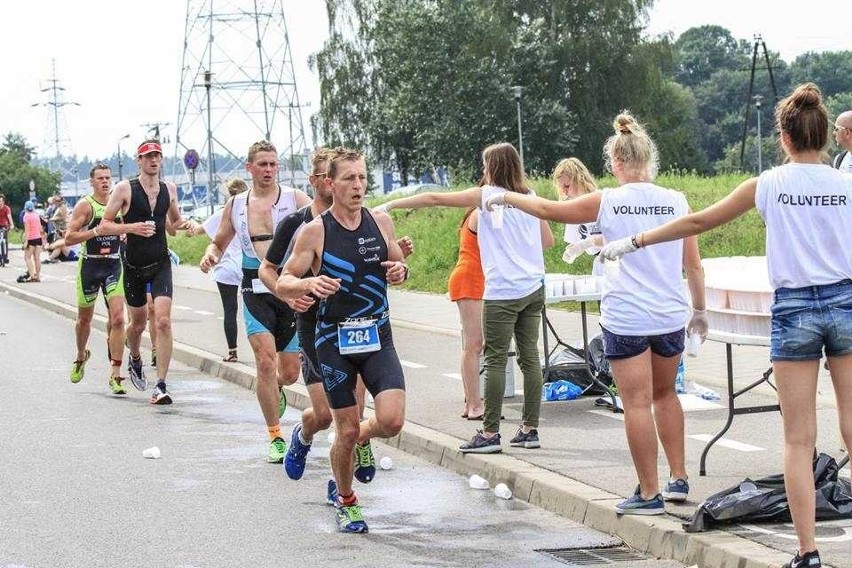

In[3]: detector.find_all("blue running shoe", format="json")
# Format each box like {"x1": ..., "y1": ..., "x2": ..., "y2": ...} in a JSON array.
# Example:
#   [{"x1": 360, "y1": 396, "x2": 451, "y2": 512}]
[
  {"x1": 326, "y1": 479, "x2": 338, "y2": 506},
  {"x1": 662, "y1": 478, "x2": 689, "y2": 502},
  {"x1": 335, "y1": 501, "x2": 368, "y2": 534},
  {"x1": 353, "y1": 441, "x2": 376, "y2": 484},
  {"x1": 615, "y1": 486, "x2": 664, "y2": 516},
  {"x1": 284, "y1": 423, "x2": 311, "y2": 480}
]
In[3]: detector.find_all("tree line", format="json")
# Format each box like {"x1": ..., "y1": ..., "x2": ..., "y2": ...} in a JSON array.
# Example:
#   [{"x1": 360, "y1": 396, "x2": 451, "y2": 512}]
[{"x1": 310, "y1": 0, "x2": 852, "y2": 183}]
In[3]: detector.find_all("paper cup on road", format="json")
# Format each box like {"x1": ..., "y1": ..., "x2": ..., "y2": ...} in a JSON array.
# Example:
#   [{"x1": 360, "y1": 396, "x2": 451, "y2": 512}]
[
  {"x1": 380, "y1": 456, "x2": 393, "y2": 470},
  {"x1": 468, "y1": 474, "x2": 489, "y2": 490},
  {"x1": 142, "y1": 446, "x2": 161, "y2": 459},
  {"x1": 493, "y1": 482, "x2": 512, "y2": 500}
]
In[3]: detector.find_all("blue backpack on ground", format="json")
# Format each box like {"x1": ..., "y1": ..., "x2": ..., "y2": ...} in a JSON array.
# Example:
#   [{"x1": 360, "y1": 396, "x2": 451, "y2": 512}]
[{"x1": 543, "y1": 380, "x2": 583, "y2": 401}]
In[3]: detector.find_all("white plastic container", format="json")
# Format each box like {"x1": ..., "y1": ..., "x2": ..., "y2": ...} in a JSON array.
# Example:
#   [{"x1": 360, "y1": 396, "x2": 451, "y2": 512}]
[
  {"x1": 142, "y1": 446, "x2": 161, "y2": 459},
  {"x1": 469, "y1": 474, "x2": 490, "y2": 490},
  {"x1": 685, "y1": 333, "x2": 702, "y2": 358},
  {"x1": 380, "y1": 456, "x2": 393, "y2": 470},
  {"x1": 490, "y1": 206, "x2": 504, "y2": 229},
  {"x1": 493, "y1": 483, "x2": 513, "y2": 500}
]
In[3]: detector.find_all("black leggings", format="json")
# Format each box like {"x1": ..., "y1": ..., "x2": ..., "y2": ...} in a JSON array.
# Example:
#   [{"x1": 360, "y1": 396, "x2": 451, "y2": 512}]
[{"x1": 217, "y1": 282, "x2": 239, "y2": 350}]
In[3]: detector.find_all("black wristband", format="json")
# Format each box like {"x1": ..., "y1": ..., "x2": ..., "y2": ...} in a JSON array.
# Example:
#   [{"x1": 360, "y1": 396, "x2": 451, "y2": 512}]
[{"x1": 631, "y1": 235, "x2": 640, "y2": 249}]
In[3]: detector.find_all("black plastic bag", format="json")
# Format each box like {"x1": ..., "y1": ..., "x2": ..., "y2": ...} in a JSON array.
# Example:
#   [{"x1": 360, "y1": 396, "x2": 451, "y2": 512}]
[
  {"x1": 684, "y1": 452, "x2": 852, "y2": 532},
  {"x1": 541, "y1": 335, "x2": 613, "y2": 396}
]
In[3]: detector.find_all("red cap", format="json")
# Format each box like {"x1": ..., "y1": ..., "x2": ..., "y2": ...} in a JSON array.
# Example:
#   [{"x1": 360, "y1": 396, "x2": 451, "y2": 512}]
[{"x1": 136, "y1": 142, "x2": 163, "y2": 157}]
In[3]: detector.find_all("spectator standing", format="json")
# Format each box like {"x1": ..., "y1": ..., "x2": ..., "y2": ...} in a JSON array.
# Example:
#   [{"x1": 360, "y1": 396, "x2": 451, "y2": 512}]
[{"x1": 832, "y1": 110, "x2": 852, "y2": 172}]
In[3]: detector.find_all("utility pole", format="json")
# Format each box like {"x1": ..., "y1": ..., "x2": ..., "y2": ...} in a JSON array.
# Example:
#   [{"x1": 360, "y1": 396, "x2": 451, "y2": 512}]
[{"x1": 31, "y1": 59, "x2": 80, "y2": 175}]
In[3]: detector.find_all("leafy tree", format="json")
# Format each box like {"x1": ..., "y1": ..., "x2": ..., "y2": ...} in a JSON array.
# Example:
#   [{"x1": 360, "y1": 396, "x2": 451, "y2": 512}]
[
  {"x1": 790, "y1": 51, "x2": 852, "y2": 99},
  {"x1": 673, "y1": 25, "x2": 748, "y2": 88},
  {"x1": 0, "y1": 133, "x2": 60, "y2": 208}
]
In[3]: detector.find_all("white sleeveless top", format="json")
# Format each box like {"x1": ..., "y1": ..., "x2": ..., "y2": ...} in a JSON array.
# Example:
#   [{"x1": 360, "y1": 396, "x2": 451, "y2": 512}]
[
  {"x1": 202, "y1": 208, "x2": 242, "y2": 286},
  {"x1": 755, "y1": 163, "x2": 852, "y2": 289},
  {"x1": 596, "y1": 183, "x2": 690, "y2": 335},
  {"x1": 478, "y1": 185, "x2": 544, "y2": 300},
  {"x1": 230, "y1": 187, "x2": 298, "y2": 269}
]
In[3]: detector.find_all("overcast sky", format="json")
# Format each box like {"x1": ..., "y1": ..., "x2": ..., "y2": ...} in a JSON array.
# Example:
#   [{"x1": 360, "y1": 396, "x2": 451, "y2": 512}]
[{"x1": 0, "y1": 0, "x2": 846, "y2": 161}]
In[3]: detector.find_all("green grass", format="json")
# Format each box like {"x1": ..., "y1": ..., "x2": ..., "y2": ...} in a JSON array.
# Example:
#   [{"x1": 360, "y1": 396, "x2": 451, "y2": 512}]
[{"x1": 169, "y1": 172, "x2": 765, "y2": 297}]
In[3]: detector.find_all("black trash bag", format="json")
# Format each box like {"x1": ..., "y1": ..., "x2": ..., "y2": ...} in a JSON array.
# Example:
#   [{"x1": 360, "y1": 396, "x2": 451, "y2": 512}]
[
  {"x1": 541, "y1": 334, "x2": 613, "y2": 396},
  {"x1": 684, "y1": 452, "x2": 852, "y2": 533}
]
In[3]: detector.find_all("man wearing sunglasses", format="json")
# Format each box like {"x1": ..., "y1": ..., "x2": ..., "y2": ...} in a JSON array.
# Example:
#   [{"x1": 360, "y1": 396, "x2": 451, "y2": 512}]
[{"x1": 833, "y1": 111, "x2": 852, "y2": 172}]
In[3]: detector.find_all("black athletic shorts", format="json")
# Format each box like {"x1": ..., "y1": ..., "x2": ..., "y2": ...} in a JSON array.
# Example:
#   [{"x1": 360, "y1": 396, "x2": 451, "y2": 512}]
[
  {"x1": 316, "y1": 324, "x2": 405, "y2": 409},
  {"x1": 124, "y1": 257, "x2": 173, "y2": 308},
  {"x1": 298, "y1": 322, "x2": 321, "y2": 386},
  {"x1": 242, "y1": 286, "x2": 298, "y2": 352}
]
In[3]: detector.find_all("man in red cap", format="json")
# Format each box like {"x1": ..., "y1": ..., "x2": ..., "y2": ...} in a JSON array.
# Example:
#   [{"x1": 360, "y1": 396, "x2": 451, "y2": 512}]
[{"x1": 99, "y1": 139, "x2": 190, "y2": 405}]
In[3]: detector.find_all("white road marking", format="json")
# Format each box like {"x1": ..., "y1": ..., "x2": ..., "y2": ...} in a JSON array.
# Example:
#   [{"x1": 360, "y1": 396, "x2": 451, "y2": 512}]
[
  {"x1": 399, "y1": 359, "x2": 426, "y2": 369},
  {"x1": 443, "y1": 372, "x2": 462, "y2": 380},
  {"x1": 194, "y1": 310, "x2": 214, "y2": 316},
  {"x1": 175, "y1": 305, "x2": 193, "y2": 311},
  {"x1": 688, "y1": 434, "x2": 764, "y2": 452},
  {"x1": 677, "y1": 393, "x2": 723, "y2": 411}
]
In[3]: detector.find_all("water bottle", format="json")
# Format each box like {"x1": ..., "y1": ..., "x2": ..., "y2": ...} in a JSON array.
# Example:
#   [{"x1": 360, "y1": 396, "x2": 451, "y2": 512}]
[
  {"x1": 685, "y1": 333, "x2": 702, "y2": 358},
  {"x1": 493, "y1": 483, "x2": 513, "y2": 500},
  {"x1": 491, "y1": 205, "x2": 504, "y2": 230},
  {"x1": 675, "y1": 357, "x2": 686, "y2": 394}
]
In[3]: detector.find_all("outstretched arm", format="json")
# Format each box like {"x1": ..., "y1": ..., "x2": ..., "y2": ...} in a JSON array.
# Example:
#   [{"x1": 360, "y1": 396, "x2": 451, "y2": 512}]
[
  {"x1": 378, "y1": 188, "x2": 481, "y2": 212},
  {"x1": 497, "y1": 191, "x2": 601, "y2": 224}
]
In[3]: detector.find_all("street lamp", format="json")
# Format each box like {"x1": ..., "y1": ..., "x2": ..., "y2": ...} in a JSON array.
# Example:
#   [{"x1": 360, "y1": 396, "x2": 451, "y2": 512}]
[
  {"x1": 511, "y1": 85, "x2": 524, "y2": 169},
  {"x1": 117, "y1": 134, "x2": 130, "y2": 180},
  {"x1": 72, "y1": 166, "x2": 79, "y2": 200},
  {"x1": 203, "y1": 70, "x2": 216, "y2": 216},
  {"x1": 753, "y1": 95, "x2": 763, "y2": 173}
]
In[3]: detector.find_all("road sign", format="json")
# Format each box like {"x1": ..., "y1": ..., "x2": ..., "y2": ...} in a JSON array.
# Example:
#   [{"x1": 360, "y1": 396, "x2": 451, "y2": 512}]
[{"x1": 183, "y1": 149, "x2": 200, "y2": 171}]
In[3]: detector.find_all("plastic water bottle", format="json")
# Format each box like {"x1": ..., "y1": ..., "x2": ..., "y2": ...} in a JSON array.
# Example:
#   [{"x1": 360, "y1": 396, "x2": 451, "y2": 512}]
[
  {"x1": 675, "y1": 357, "x2": 686, "y2": 394},
  {"x1": 491, "y1": 205, "x2": 504, "y2": 230},
  {"x1": 685, "y1": 333, "x2": 702, "y2": 358},
  {"x1": 468, "y1": 474, "x2": 490, "y2": 490},
  {"x1": 493, "y1": 483, "x2": 513, "y2": 500},
  {"x1": 693, "y1": 382, "x2": 720, "y2": 401}
]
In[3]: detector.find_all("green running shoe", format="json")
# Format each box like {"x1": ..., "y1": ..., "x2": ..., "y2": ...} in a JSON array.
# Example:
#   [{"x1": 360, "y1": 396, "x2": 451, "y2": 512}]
[
  {"x1": 70, "y1": 349, "x2": 91, "y2": 384},
  {"x1": 336, "y1": 501, "x2": 368, "y2": 533},
  {"x1": 353, "y1": 441, "x2": 376, "y2": 483},
  {"x1": 267, "y1": 437, "x2": 287, "y2": 463},
  {"x1": 109, "y1": 376, "x2": 127, "y2": 396},
  {"x1": 278, "y1": 388, "x2": 288, "y2": 418}
]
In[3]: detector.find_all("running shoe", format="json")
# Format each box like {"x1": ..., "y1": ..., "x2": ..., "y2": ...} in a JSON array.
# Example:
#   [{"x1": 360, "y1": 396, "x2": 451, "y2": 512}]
[
  {"x1": 508, "y1": 426, "x2": 541, "y2": 449},
  {"x1": 128, "y1": 356, "x2": 147, "y2": 391},
  {"x1": 459, "y1": 430, "x2": 502, "y2": 454},
  {"x1": 353, "y1": 441, "x2": 376, "y2": 483},
  {"x1": 70, "y1": 349, "x2": 91, "y2": 384},
  {"x1": 335, "y1": 500, "x2": 368, "y2": 533},
  {"x1": 278, "y1": 387, "x2": 287, "y2": 418},
  {"x1": 149, "y1": 384, "x2": 172, "y2": 405},
  {"x1": 326, "y1": 479, "x2": 338, "y2": 506},
  {"x1": 615, "y1": 486, "x2": 664, "y2": 515},
  {"x1": 284, "y1": 423, "x2": 311, "y2": 480},
  {"x1": 267, "y1": 437, "x2": 287, "y2": 463},
  {"x1": 783, "y1": 550, "x2": 821, "y2": 568},
  {"x1": 662, "y1": 478, "x2": 690, "y2": 502},
  {"x1": 108, "y1": 376, "x2": 127, "y2": 396}
]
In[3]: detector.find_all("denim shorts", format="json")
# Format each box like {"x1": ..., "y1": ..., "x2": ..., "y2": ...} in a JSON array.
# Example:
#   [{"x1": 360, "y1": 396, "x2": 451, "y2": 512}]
[
  {"x1": 601, "y1": 326, "x2": 684, "y2": 360},
  {"x1": 770, "y1": 279, "x2": 852, "y2": 361}
]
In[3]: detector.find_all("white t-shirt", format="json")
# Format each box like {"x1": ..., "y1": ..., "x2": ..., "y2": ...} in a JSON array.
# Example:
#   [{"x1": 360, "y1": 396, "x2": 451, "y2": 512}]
[
  {"x1": 478, "y1": 185, "x2": 545, "y2": 301},
  {"x1": 839, "y1": 152, "x2": 852, "y2": 173},
  {"x1": 596, "y1": 183, "x2": 690, "y2": 335},
  {"x1": 755, "y1": 163, "x2": 852, "y2": 289},
  {"x1": 563, "y1": 221, "x2": 601, "y2": 254},
  {"x1": 203, "y1": 209, "x2": 243, "y2": 286}
]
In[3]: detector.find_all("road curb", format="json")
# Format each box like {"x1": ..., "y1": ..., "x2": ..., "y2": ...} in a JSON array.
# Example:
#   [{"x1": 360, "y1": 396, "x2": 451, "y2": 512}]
[{"x1": 1, "y1": 281, "x2": 796, "y2": 568}]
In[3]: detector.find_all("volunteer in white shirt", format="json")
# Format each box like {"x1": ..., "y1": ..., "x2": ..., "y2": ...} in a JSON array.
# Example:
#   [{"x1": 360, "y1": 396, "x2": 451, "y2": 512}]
[
  {"x1": 551, "y1": 157, "x2": 603, "y2": 272},
  {"x1": 487, "y1": 111, "x2": 707, "y2": 517},
  {"x1": 601, "y1": 83, "x2": 852, "y2": 568}
]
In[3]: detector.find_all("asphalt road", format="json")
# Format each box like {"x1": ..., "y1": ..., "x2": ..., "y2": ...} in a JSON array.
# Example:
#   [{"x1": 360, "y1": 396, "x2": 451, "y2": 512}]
[{"x1": 0, "y1": 293, "x2": 686, "y2": 568}]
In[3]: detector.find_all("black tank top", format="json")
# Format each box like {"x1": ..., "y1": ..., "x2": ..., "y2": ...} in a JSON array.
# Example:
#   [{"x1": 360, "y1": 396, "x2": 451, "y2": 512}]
[
  {"x1": 123, "y1": 178, "x2": 170, "y2": 266},
  {"x1": 317, "y1": 209, "x2": 389, "y2": 325}
]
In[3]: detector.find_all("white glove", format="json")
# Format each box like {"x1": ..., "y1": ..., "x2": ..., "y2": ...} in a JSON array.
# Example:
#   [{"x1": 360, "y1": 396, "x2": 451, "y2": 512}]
[
  {"x1": 484, "y1": 192, "x2": 506, "y2": 211},
  {"x1": 372, "y1": 203, "x2": 391, "y2": 214},
  {"x1": 687, "y1": 308, "x2": 708, "y2": 340},
  {"x1": 562, "y1": 239, "x2": 596, "y2": 264},
  {"x1": 599, "y1": 236, "x2": 638, "y2": 261}
]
